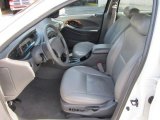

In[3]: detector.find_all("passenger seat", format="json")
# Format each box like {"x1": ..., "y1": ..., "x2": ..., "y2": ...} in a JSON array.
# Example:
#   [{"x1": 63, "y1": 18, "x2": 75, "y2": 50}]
[
  {"x1": 72, "y1": 7, "x2": 139, "y2": 59},
  {"x1": 60, "y1": 13, "x2": 151, "y2": 117}
]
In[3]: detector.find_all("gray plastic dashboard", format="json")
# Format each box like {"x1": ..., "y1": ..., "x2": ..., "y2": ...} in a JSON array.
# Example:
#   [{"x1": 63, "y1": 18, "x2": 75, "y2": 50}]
[
  {"x1": 0, "y1": 18, "x2": 62, "y2": 101},
  {"x1": 0, "y1": 18, "x2": 62, "y2": 60}
]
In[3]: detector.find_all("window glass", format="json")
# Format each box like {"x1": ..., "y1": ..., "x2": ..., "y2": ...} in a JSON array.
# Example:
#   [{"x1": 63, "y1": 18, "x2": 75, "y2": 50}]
[
  {"x1": 59, "y1": 0, "x2": 108, "y2": 16},
  {"x1": 119, "y1": 0, "x2": 152, "y2": 13}
]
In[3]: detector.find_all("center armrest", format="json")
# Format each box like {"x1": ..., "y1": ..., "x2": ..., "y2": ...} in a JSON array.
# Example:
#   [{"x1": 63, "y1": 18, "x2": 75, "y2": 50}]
[{"x1": 92, "y1": 44, "x2": 112, "y2": 54}]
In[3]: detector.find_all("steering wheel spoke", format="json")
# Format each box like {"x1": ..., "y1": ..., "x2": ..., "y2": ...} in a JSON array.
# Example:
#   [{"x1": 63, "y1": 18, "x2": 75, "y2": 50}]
[{"x1": 43, "y1": 24, "x2": 69, "y2": 66}]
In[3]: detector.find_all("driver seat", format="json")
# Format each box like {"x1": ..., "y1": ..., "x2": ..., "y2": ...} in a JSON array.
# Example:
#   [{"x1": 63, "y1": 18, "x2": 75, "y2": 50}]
[{"x1": 60, "y1": 14, "x2": 150, "y2": 117}]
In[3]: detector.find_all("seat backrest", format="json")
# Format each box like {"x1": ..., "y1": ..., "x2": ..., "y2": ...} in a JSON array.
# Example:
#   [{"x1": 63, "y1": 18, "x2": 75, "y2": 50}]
[
  {"x1": 103, "y1": 7, "x2": 139, "y2": 45},
  {"x1": 106, "y1": 13, "x2": 151, "y2": 101}
]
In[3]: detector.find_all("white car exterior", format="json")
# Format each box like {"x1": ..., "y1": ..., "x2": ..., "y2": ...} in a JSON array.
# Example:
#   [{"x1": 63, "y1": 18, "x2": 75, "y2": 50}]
[{"x1": 119, "y1": 2, "x2": 160, "y2": 120}]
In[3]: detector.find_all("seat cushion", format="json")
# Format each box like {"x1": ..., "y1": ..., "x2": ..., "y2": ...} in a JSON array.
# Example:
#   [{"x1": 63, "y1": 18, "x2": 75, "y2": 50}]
[{"x1": 60, "y1": 66, "x2": 115, "y2": 105}]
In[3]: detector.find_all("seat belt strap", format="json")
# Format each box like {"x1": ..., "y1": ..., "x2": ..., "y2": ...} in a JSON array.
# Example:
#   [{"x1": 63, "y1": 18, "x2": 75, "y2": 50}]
[{"x1": 109, "y1": 1, "x2": 118, "y2": 27}]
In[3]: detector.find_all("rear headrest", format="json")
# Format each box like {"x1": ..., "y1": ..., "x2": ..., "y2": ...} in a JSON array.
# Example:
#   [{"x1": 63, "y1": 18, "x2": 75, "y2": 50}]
[
  {"x1": 130, "y1": 14, "x2": 151, "y2": 36},
  {"x1": 124, "y1": 7, "x2": 140, "y2": 18}
]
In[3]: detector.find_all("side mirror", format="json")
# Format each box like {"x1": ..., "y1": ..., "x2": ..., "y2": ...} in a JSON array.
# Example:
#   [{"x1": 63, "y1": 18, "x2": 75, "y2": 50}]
[
  {"x1": 50, "y1": 10, "x2": 59, "y2": 18},
  {"x1": 49, "y1": 8, "x2": 66, "y2": 18}
]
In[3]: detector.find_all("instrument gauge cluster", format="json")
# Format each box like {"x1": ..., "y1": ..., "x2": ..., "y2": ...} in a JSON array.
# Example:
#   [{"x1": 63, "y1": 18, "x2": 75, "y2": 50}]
[{"x1": 9, "y1": 31, "x2": 38, "y2": 60}]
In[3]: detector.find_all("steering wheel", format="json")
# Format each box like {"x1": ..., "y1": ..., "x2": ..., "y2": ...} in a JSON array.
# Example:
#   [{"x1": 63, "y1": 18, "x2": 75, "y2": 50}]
[{"x1": 43, "y1": 24, "x2": 69, "y2": 66}]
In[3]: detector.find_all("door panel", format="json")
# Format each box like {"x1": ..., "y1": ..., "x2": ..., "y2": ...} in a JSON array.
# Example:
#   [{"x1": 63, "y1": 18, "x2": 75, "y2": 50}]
[
  {"x1": 56, "y1": 0, "x2": 108, "y2": 50},
  {"x1": 59, "y1": 14, "x2": 103, "y2": 50},
  {"x1": 61, "y1": 24, "x2": 100, "y2": 50}
]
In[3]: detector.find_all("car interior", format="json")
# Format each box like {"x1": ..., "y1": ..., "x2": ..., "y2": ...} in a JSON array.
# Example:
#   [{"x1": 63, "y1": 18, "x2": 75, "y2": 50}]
[{"x1": 0, "y1": 0, "x2": 153, "y2": 119}]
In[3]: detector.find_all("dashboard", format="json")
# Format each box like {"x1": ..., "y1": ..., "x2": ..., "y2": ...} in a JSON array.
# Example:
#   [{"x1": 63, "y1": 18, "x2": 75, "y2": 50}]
[
  {"x1": 0, "y1": 18, "x2": 65, "y2": 101},
  {"x1": 9, "y1": 31, "x2": 37, "y2": 60},
  {"x1": 7, "y1": 18, "x2": 63, "y2": 61}
]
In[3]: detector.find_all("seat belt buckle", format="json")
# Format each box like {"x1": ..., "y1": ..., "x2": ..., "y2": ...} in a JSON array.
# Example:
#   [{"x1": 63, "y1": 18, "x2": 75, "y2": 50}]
[{"x1": 97, "y1": 63, "x2": 105, "y2": 72}]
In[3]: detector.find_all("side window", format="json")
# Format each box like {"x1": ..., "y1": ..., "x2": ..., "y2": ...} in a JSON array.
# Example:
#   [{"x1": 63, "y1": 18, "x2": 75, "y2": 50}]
[
  {"x1": 59, "y1": 0, "x2": 108, "y2": 16},
  {"x1": 118, "y1": 0, "x2": 153, "y2": 14}
]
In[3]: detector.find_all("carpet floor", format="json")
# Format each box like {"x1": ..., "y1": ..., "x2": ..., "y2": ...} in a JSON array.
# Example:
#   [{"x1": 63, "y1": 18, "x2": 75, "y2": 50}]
[{"x1": 15, "y1": 77, "x2": 65, "y2": 119}]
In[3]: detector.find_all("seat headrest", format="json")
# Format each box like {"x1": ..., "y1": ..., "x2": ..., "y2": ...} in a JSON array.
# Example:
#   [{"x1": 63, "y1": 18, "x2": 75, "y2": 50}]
[
  {"x1": 124, "y1": 7, "x2": 140, "y2": 18},
  {"x1": 130, "y1": 14, "x2": 151, "y2": 36}
]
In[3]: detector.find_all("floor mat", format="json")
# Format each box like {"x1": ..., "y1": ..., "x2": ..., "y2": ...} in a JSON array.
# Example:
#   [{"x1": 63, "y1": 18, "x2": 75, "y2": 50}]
[{"x1": 15, "y1": 77, "x2": 65, "y2": 119}]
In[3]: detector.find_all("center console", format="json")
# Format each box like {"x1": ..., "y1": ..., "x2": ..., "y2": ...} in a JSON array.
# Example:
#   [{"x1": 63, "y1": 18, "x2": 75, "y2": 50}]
[{"x1": 69, "y1": 44, "x2": 111, "y2": 67}]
